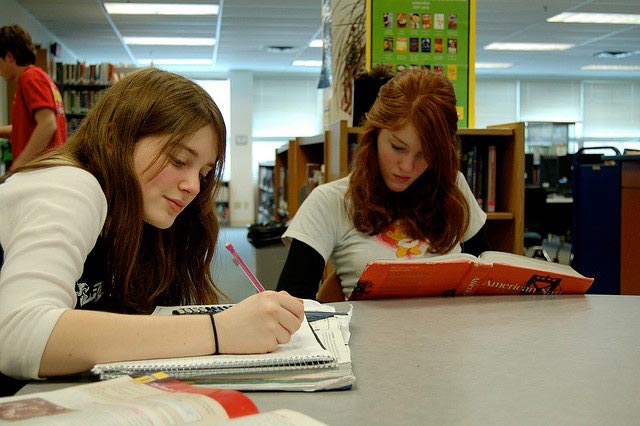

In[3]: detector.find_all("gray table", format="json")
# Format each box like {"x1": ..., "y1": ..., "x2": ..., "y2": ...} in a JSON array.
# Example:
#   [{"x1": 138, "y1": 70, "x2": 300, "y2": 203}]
[{"x1": 19, "y1": 295, "x2": 640, "y2": 425}]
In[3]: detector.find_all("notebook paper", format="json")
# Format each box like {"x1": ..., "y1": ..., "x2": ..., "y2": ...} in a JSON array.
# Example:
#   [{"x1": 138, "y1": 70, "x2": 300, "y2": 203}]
[{"x1": 91, "y1": 317, "x2": 337, "y2": 381}]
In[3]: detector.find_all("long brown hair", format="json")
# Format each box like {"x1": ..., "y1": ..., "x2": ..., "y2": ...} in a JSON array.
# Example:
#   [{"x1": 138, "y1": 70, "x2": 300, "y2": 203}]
[
  {"x1": 347, "y1": 69, "x2": 469, "y2": 254},
  {"x1": 9, "y1": 67, "x2": 227, "y2": 313}
]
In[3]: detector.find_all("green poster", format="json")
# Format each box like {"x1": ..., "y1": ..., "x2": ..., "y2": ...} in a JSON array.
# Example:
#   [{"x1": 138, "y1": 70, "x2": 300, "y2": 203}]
[{"x1": 369, "y1": 0, "x2": 472, "y2": 127}]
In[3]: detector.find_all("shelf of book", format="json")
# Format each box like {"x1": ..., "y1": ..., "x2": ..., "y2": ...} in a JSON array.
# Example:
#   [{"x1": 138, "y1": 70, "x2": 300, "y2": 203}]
[
  {"x1": 53, "y1": 61, "x2": 117, "y2": 136},
  {"x1": 459, "y1": 123, "x2": 525, "y2": 254},
  {"x1": 257, "y1": 162, "x2": 275, "y2": 223},
  {"x1": 216, "y1": 181, "x2": 230, "y2": 226},
  {"x1": 293, "y1": 132, "x2": 327, "y2": 216},
  {"x1": 326, "y1": 120, "x2": 360, "y2": 182},
  {"x1": 274, "y1": 143, "x2": 292, "y2": 221},
  {"x1": 273, "y1": 132, "x2": 327, "y2": 222}
]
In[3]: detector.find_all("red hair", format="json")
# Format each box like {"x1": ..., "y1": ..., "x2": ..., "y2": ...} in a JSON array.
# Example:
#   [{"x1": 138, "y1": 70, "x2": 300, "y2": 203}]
[{"x1": 346, "y1": 69, "x2": 469, "y2": 253}]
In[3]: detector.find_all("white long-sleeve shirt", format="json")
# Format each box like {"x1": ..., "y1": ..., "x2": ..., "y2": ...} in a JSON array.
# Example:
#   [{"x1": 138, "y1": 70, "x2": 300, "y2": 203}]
[{"x1": 0, "y1": 166, "x2": 107, "y2": 379}]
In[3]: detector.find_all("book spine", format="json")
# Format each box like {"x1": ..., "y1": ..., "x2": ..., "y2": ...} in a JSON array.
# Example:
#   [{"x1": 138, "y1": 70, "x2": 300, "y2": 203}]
[{"x1": 486, "y1": 145, "x2": 497, "y2": 212}]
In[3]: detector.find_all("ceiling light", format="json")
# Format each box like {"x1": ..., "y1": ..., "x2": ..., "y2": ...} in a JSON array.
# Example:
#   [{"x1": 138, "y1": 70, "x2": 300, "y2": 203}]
[
  {"x1": 547, "y1": 12, "x2": 640, "y2": 25},
  {"x1": 581, "y1": 65, "x2": 640, "y2": 71},
  {"x1": 475, "y1": 62, "x2": 514, "y2": 69},
  {"x1": 265, "y1": 46, "x2": 296, "y2": 53},
  {"x1": 104, "y1": 3, "x2": 219, "y2": 15},
  {"x1": 594, "y1": 50, "x2": 640, "y2": 59},
  {"x1": 309, "y1": 39, "x2": 323, "y2": 48},
  {"x1": 484, "y1": 42, "x2": 573, "y2": 51},
  {"x1": 292, "y1": 60, "x2": 322, "y2": 67},
  {"x1": 136, "y1": 59, "x2": 214, "y2": 65},
  {"x1": 124, "y1": 37, "x2": 215, "y2": 46}
]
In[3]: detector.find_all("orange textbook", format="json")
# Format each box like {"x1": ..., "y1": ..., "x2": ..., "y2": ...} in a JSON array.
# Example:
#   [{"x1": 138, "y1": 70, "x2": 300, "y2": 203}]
[{"x1": 349, "y1": 251, "x2": 594, "y2": 300}]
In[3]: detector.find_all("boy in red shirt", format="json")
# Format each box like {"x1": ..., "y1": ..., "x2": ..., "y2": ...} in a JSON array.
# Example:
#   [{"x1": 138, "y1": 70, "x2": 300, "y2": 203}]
[{"x1": 0, "y1": 24, "x2": 66, "y2": 170}]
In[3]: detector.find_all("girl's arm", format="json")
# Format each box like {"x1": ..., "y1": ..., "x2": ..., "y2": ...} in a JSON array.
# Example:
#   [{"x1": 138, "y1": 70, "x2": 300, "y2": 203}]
[
  {"x1": 276, "y1": 239, "x2": 326, "y2": 299},
  {"x1": 39, "y1": 290, "x2": 304, "y2": 377}
]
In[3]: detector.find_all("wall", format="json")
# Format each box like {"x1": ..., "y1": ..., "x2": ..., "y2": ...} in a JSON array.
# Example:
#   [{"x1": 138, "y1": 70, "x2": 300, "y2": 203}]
[
  {"x1": 475, "y1": 77, "x2": 640, "y2": 152},
  {"x1": 228, "y1": 71, "x2": 255, "y2": 226}
]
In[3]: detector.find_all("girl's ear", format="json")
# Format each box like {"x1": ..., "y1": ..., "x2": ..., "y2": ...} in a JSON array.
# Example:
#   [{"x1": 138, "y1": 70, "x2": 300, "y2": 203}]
[
  {"x1": 3, "y1": 51, "x2": 15, "y2": 63},
  {"x1": 105, "y1": 122, "x2": 116, "y2": 152}
]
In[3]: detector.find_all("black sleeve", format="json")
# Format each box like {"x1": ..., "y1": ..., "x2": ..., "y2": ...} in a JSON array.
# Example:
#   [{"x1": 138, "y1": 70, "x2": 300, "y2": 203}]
[
  {"x1": 461, "y1": 224, "x2": 491, "y2": 257},
  {"x1": 276, "y1": 239, "x2": 326, "y2": 300}
]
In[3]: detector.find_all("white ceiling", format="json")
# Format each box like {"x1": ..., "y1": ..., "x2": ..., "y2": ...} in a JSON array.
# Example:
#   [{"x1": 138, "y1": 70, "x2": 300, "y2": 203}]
[{"x1": 11, "y1": 0, "x2": 640, "y2": 79}]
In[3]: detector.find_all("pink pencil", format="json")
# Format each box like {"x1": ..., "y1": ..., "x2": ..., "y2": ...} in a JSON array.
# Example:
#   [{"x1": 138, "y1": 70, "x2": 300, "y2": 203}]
[{"x1": 224, "y1": 242, "x2": 266, "y2": 293}]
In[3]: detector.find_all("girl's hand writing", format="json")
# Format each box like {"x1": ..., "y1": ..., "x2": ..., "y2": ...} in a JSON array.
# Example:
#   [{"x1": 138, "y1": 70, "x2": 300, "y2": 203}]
[{"x1": 213, "y1": 290, "x2": 304, "y2": 354}]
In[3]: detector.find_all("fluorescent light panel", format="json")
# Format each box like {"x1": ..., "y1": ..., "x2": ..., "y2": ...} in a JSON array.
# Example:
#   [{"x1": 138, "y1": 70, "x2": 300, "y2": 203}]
[
  {"x1": 292, "y1": 60, "x2": 322, "y2": 67},
  {"x1": 136, "y1": 59, "x2": 213, "y2": 65},
  {"x1": 104, "y1": 3, "x2": 219, "y2": 15},
  {"x1": 581, "y1": 65, "x2": 640, "y2": 71},
  {"x1": 484, "y1": 42, "x2": 573, "y2": 51},
  {"x1": 309, "y1": 39, "x2": 323, "y2": 48},
  {"x1": 124, "y1": 37, "x2": 216, "y2": 46},
  {"x1": 475, "y1": 62, "x2": 514, "y2": 69},
  {"x1": 548, "y1": 12, "x2": 640, "y2": 25}
]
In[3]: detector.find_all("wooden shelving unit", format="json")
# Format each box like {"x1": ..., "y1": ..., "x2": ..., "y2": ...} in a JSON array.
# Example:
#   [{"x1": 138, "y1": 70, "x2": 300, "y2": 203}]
[
  {"x1": 59, "y1": 83, "x2": 110, "y2": 136},
  {"x1": 215, "y1": 181, "x2": 230, "y2": 226},
  {"x1": 257, "y1": 162, "x2": 275, "y2": 223},
  {"x1": 460, "y1": 122, "x2": 525, "y2": 254},
  {"x1": 274, "y1": 143, "x2": 292, "y2": 221},
  {"x1": 273, "y1": 132, "x2": 328, "y2": 221},
  {"x1": 326, "y1": 120, "x2": 360, "y2": 182}
]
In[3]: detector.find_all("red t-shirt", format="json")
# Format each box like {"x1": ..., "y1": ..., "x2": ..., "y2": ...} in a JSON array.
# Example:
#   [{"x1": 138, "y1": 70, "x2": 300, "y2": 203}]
[{"x1": 11, "y1": 65, "x2": 67, "y2": 161}]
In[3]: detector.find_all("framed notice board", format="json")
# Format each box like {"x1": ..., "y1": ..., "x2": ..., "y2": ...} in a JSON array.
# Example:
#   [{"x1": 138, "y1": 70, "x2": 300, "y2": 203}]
[{"x1": 367, "y1": 0, "x2": 475, "y2": 127}]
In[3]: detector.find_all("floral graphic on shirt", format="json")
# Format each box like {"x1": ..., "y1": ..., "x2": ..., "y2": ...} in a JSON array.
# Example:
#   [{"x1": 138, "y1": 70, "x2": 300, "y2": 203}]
[{"x1": 376, "y1": 222, "x2": 427, "y2": 258}]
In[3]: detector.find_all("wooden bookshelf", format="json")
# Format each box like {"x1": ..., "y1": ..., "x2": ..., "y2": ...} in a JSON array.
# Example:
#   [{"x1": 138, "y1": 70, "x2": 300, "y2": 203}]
[
  {"x1": 324, "y1": 120, "x2": 525, "y2": 255},
  {"x1": 274, "y1": 143, "x2": 292, "y2": 221},
  {"x1": 273, "y1": 132, "x2": 328, "y2": 221},
  {"x1": 326, "y1": 120, "x2": 360, "y2": 182},
  {"x1": 215, "y1": 181, "x2": 230, "y2": 226},
  {"x1": 257, "y1": 162, "x2": 275, "y2": 223},
  {"x1": 460, "y1": 122, "x2": 525, "y2": 254}
]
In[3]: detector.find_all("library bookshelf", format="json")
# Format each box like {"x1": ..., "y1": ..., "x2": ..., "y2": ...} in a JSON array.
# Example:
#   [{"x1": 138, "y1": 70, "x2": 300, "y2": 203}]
[
  {"x1": 257, "y1": 162, "x2": 275, "y2": 223},
  {"x1": 270, "y1": 120, "x2": 524, "y2": 254},
  {"x1": 272, "y1": 132, "x2": 327, "y2": 222}
]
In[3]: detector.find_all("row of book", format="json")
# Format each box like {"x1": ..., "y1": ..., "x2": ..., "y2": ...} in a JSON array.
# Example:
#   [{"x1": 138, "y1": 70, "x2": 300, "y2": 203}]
[
  {"x1": 460, "y1": 144, "x2": 497, "y2": 212},
  {"x1": 53, "y1": 61, "x2": 118, "y2": 85},
  {"x1": 62, "y1": 89, "x2": 107, "y2": 115}
]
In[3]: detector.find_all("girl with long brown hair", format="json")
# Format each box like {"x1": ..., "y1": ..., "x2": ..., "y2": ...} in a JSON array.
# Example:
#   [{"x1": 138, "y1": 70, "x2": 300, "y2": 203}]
[
  {"x1": 0, "y1": 67, "x2": 303, "y2": 392},
  {"x1": 277, "y1": 69, "x2": 488, "y2": 300}
]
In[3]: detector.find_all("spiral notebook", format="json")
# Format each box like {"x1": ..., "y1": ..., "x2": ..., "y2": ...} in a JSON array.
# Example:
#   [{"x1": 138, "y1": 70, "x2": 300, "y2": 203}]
[{"x1": 91, "y1": 316, "x2": 337, "y2": 381}]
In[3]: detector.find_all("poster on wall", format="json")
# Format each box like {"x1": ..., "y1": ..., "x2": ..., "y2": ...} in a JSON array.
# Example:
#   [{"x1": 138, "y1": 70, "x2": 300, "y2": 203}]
[{"x1": 368, "y1": 0, "x2": 474, "y2": 127}]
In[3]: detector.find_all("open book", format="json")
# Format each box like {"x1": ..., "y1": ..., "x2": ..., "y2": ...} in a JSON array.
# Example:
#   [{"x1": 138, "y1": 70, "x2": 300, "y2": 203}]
[
  {"x1": 0, "y1": 373, "x2": 327, "y2": 425},
  {"x1": 349, "y1": 251, "x2": 594, "y2": 300}
]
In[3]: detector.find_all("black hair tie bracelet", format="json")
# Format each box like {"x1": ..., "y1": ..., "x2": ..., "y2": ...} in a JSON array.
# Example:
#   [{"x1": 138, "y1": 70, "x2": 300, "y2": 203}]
[{"x1": 210, "y1": 313, "x2": 220, "y2": 355}]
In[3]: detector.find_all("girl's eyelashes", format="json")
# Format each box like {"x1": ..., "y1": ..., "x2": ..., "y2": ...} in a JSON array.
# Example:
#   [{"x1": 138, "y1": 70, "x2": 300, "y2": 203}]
[
  {"x1": 391, "y1": 143, "x2": 404, "y2": 152},
  {"x1": 171, "y1": 157, "x2": 187, "y2": 167}
]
